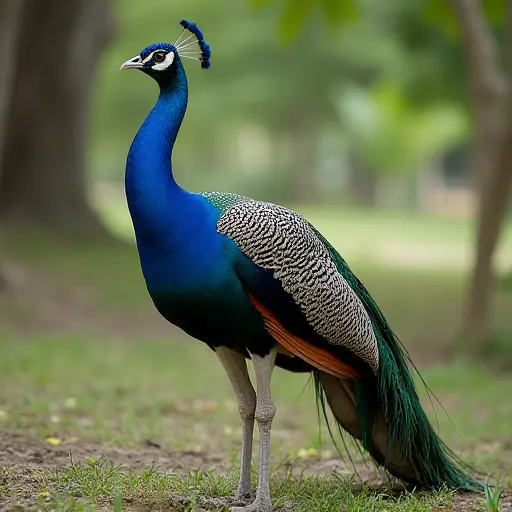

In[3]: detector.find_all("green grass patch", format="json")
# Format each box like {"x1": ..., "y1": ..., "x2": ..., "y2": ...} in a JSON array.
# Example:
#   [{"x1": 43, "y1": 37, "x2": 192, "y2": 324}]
[
  {"x1": 0, "y1": 335, "x2": 511, "y2": 455},
  {"x1": 5, "y1": 456, "x2": 464, "y2": 511},
  {"x1": 1, "y1": 336, "x2": 512, "y2": 475},
  {"x1": 44, "y1": 460, "x2": 460, "y2": 511}
]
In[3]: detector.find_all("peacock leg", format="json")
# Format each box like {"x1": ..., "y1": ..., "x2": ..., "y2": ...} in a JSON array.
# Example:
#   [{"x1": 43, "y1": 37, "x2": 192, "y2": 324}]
[
  {"x1": 216, "y1": 347, "x2": 256, "y2": 499},
  {"x1": 231, "y1": 348, "x2": 277, "y2": 512}
]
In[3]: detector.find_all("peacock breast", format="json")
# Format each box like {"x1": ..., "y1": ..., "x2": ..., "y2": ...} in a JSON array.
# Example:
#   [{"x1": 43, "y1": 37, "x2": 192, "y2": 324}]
[
  {"x1": 130, "y1": 194, "x2": 268, "y2": 347},
  {"x1": 146, "y1": 257, "x2": 266, "y2": 348},
  {"x1": 132, "y1": 194, "x2": 224, "y2": 290}
]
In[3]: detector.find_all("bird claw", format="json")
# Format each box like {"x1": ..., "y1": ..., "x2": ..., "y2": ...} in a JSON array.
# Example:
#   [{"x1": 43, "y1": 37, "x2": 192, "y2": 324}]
[
  {"x1": 230, "y1": 499, "x2": 273, "y2": 512},
  {"x1": 234, "y1": 487, "x2": 255, "y2": 502}
]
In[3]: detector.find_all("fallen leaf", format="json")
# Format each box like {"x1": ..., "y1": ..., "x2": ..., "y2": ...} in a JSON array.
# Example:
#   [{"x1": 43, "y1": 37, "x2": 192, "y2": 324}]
[
  {"x1": 297, "y1": 447, "x2": 318, "y2": 458},
  {"x1": 45, "y1": 437, "x2": 61, "y2": 446}
]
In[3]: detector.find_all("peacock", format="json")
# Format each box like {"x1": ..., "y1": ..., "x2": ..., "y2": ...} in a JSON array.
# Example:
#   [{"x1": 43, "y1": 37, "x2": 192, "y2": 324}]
[{"x1": 121, "y1": 19, "x2": 481, "y2": 512}]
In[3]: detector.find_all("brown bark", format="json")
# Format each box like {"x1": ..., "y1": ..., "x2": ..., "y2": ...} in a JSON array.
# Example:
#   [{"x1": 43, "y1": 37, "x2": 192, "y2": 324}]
[
  {"x1": 0, "y1": 0, "x2": 24, "y2": 161},
  {"x1": 0, "y1": 0, "x2": 25, "y2": 290},
  {"x1": 451, "y1": 0, "x2": 512, "y2": 349},
  {"x1": 0, "y1": 0, "x2": 115, "y2": 239}
]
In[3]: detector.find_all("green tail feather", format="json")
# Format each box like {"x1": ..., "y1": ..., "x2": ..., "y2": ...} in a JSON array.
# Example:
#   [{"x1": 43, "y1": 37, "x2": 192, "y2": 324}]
[{"x1": 312, "y1": 226, "x2": 483, "y2": 491}]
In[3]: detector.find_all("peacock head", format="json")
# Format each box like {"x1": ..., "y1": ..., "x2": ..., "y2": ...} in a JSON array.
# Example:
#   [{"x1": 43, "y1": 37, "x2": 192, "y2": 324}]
[{"x1": 120, "y1": 20, "x2": 211, "y2": 84}]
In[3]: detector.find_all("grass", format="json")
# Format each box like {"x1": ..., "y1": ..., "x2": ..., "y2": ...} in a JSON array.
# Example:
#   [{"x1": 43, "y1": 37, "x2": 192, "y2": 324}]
[
  {"x1": 7, "y1": 459, "x2": 462, "y2": 512},
  {"x1": 1, "y1": 336, "x2": 512, "y2": 510},
  {"x1": 44, "y1": 461, "x2": 460, "y2": 512},
  {"x1": 485, "y1": 484, "x2": 502, "y2": 512},
  {"x1": 1, "y1": 203, "x2": 512, "y2": 510},
  {"x1": 1, "y1": 335, "x2": 511, "y2": 455}
]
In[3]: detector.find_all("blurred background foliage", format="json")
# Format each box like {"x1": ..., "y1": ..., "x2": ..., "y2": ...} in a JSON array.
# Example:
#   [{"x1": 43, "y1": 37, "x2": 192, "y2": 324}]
[
  {"x1": 0, "y1": 0, "x2": 510, "y2": 351},
  {"x1": 0, "y1": 2, "x2": 511, "y2": 508},
  {"x1": 93, "y1": 0, "x2": 475, "y2": 202}
]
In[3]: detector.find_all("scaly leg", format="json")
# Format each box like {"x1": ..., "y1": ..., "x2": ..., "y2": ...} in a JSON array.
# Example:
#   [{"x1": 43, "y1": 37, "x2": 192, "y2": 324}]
[
  {"x1": 216, "y1": 347, "x2": 256, "y2": 499},
  {"x1": 232, "y1": 348, "x2": 277, "y2": 512}
]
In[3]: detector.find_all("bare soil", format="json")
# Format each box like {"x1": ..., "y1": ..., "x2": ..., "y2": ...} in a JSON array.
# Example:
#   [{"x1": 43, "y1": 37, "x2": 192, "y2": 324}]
[{"x1": 1, "y1": 430, "x2": 511, "y2": 511}]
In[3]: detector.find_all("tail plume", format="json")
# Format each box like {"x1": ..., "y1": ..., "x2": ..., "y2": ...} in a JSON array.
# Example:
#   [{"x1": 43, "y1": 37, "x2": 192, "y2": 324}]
[
  {"x1": 315, "y1": 365, "x2": 481, "y2": 490},
  {"x1": 313, "y1": 314, "x2": 483, "y2": 489},
  {"x1": 310, "y1": 228, "x2": 482, "y2": 490}
]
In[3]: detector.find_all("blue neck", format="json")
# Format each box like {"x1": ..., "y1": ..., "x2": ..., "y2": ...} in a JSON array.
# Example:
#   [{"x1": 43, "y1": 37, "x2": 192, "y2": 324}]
[
  {"x1": 125, "y1": 61, "x2": 189, "y2": 234},
  {"x1": 124, "y1": 60, "x2": 225, "y2": 293}
]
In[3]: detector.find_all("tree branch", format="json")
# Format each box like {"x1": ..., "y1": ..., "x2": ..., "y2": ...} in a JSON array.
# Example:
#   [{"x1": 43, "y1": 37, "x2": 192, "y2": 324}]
[
  {"x1": 450, "y1": 0, "x2": 507, "y2": 99},
  {"x1": 451, "y1": 0, "x2": 509, "y2": 190}
]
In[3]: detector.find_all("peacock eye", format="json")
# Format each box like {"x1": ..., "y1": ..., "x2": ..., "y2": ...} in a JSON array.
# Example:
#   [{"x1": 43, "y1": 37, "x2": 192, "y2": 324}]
[{"x1": 153, "y1": 52, "x2": 166, "y2": 63}]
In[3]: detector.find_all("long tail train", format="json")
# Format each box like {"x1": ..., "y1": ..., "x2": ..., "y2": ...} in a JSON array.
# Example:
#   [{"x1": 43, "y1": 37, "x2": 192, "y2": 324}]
[
  {"x1": 313, "y1": 283, "x2": 482, "y2": 490},
  {"x1": 314, "y1": 369, "x2": 481, "y2": 490}
]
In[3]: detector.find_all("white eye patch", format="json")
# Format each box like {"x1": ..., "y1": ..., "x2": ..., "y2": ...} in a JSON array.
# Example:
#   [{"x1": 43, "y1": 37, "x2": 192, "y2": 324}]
[{"x1": 141, "y1": 50, "x2": 175, "y2": 71}]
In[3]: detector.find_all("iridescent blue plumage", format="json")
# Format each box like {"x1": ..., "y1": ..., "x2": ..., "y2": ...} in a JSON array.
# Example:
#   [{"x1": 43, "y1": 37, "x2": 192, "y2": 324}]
[{"x1": 124, "y1": 51, "x2": 267, "y2": 351}]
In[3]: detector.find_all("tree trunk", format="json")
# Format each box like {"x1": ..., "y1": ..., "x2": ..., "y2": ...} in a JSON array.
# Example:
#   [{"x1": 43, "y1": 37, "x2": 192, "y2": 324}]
[
  {"x1": 0, "y1": 0, "x2": 23, "y2": 160},
  {"x1": 0, "y1": 0, "x2": 115, "y2": 239},
  {"x1": 451, "y1": 0, "x2": 512, "y2": 349},
  {"x1": 0, "y1": 0, "x2": 25, "y2": 289},
  {"x1": 464, "y1": 117, "x2": 512, "y2": 348}
]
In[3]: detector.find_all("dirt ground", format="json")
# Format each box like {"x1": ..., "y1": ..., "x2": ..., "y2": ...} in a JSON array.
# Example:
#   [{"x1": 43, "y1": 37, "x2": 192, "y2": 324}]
[{"x1": 1, "y1": 429, "x2": 511, "y2": 511}]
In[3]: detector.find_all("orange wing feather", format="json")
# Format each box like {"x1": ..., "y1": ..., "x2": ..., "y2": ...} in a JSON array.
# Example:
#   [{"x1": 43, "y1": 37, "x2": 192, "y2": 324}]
[{"x1": 249, "y1": 294, "x2": 362, "y2": 380}]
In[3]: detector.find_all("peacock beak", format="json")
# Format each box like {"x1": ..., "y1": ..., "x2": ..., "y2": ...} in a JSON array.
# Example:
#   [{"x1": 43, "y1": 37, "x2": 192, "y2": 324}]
[{"x1": 120, "y1": 56, "x2": 144, "y2": 70}]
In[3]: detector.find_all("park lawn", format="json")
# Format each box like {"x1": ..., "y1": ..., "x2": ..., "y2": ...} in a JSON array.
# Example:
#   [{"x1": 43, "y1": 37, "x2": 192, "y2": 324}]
[
  {"x1": 0, "y1": 335, "x2": 511, "y2": 511},
  {"x1": 1, "y1": 204, "x2": 512, "y2": 510}
]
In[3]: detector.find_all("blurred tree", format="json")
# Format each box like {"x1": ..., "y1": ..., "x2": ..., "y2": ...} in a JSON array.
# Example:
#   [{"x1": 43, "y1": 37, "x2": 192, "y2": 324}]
[
  {"x1": 0, "y1": 0, "x2": 25, "y2": 289},
  {"x1": 337, "y1": 80, "x2": 468, "y2": 207},
  {"x1": 0, "y1": 0, "x2": 115, "y2": 238},
  {"x1": 448, "y1": 0, "x2": 512, "y2": 350},
  {"x1": 217, "y1": 21, "x2": 387, "y2": 202},
  {"x1": 257, "y1": 0, "x2": 512, "y2": 350}
]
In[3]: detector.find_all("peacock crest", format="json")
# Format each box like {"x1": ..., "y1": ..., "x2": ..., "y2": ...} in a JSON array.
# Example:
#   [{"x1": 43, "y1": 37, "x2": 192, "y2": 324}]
[
  {"x1": 174, "y1": 20, "x2": 211, "y2": 69},
  {"x1": 120, "y1": 19, "x2": 210, "y2": 73}
]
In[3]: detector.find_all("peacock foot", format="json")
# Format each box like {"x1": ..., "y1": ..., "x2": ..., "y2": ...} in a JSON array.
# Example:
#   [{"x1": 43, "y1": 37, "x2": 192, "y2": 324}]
[
  {"x1": 230, "y1": 496, "x2": 272, "y2": 512},
  {"x1": 234, "y1": 489, "x2": 255, "y2": 502}
]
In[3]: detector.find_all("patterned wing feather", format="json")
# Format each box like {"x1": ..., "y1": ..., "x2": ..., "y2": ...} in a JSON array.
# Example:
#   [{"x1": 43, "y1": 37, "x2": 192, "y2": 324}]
[{"x1": 216, "y1": 199, "x2": 379, "y2": 373}]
